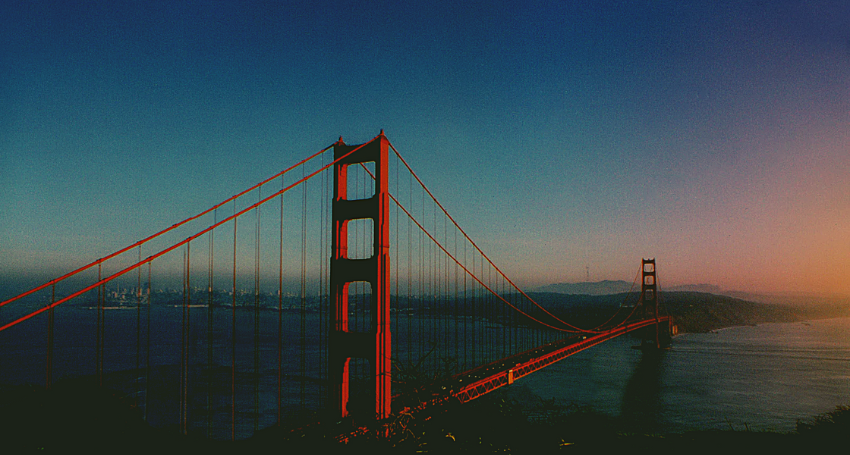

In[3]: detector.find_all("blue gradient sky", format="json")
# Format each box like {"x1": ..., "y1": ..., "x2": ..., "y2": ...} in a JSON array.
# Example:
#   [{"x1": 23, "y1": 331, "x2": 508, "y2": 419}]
[{"x1": 2, "y1": 1, "x2": 849, "y2": 294}]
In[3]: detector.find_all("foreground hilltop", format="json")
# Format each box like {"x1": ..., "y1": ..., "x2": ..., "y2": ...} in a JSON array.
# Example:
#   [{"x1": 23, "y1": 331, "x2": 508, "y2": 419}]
[{"x1": 3, "y1": 381, "x2": 847, "y2": 453}]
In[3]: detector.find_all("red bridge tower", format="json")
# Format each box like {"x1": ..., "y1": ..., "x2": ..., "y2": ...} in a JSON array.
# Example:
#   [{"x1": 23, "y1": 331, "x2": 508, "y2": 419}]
[
  {"x1": 328, "y1": 133, "x2": 392, "y2": 420},
  {"x1": 640, "y1": 258, "x2": 662, "y2": 349}
]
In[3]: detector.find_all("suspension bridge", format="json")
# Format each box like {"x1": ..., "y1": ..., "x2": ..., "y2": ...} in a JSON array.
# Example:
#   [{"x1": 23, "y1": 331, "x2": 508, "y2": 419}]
[{"x1": 0, "y1": 131, "x2": 672, "y2": 439}]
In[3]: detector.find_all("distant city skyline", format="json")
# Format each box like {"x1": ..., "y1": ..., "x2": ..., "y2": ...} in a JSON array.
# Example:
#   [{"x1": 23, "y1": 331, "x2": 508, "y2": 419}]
[{"x1": 2, "y1": 1, "x2": 848, "y2": 296}]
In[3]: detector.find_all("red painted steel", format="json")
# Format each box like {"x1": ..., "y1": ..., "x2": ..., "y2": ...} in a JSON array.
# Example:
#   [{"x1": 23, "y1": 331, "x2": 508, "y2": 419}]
[
  {"x1": 386, "y1": 190, "x2": 579, "y2": 333},
  {"x1": 641, "y1": 258, "x2": 660, "y2": 348},
  {"x1": 1, "y1": 130, "x2": 677, "y2": 430},
  {"x1": 329, "y1": 132, "x2": 392, "y2": 420},
  {"x1": 0, "y1": 142, "x2": 372, "y2": 333},
  {"x1": 389, "y1": 143, "x2": 587, "y2": 332},
  {"x1": 0, "y1": 145, "x2": 334, "y2": 311},
  {"x1": 453, "y1": 318, "x2": 668, "y2": 402},
  {"x1": 407, "y1": 317, "x2": 671, "y2": 410}
]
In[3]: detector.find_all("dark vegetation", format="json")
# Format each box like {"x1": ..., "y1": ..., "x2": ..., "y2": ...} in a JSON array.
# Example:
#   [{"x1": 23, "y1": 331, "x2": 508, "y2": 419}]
[{"x1": 2, "y1": 381, "x2": 848, "y2": 454}]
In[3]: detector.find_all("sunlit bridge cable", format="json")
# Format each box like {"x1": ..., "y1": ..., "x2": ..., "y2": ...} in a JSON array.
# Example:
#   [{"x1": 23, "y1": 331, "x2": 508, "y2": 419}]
[
  {"x1": 355, "y1": 161, "x2": 584, "y2": 333},
  {"x1": 0, "y1": 140, "x2": 375, "y2": 333},
  {"x1": 387, "y1": 142, "x2": 601, "y2": 333},
  {"x1": 0, "y1": 132, "x2": 672, "y2": 440},
  {"x1": 0, "y1": 145, "x2": 335, "y2": 310}
]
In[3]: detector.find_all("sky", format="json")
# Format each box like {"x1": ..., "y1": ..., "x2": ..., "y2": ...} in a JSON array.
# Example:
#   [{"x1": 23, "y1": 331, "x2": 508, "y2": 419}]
[{"x1": 2, "y1": 0, "x2": 849, "y2": 296}]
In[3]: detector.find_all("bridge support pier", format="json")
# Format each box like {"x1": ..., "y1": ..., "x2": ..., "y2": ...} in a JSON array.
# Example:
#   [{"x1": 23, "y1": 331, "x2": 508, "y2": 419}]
[{"x1": 329, "y1": 132, "x2": 392, "y2": 421}]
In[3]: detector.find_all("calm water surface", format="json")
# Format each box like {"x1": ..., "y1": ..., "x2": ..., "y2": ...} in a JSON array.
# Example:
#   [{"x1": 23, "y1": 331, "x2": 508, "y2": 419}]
[
  {"x1": 516, "y1": 317, "x2": 850, "y2": 433},
  {"x1": 3, "y1": 305, "x2": 848, "y2": 437}
]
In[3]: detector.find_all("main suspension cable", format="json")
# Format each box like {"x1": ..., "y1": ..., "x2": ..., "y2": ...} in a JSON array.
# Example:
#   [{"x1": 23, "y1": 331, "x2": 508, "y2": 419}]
[
  {"x1": 0, "y1": 139, "x2": 375, "y2": 333},
  {"x1": 0, "y1": 145, "x2": 335, "y2": 310}
]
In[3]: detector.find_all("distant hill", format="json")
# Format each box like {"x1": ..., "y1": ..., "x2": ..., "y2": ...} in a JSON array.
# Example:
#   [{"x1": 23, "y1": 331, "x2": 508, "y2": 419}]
[
  {"x1": 666, "y1": 283, "x2": 724, "y2": 294},
  {"x1": 535, "y1": 280, "x2": 633, "y2": 295},
  {"x1": 538, "y1": 281, "x2": 730, "y2": 296},
  {"x1": 537, "y1": 281, "x2": 731, "y2": 296},
  {"x1": 536, "y1": 280, "x2": 849, "y2": 307},
  {"x1": 526, "y1": 290, "x2": 850, "y2": 333}
]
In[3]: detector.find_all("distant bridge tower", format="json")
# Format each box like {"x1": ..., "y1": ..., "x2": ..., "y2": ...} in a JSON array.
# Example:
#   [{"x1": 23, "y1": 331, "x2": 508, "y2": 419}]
[
  {"x1": 640, "y1": 258, "x2": 658, "y2": 319},
  {"x1": 328, "y1": 132, "x2": 392, "y2": 421},
  {"x1": 640, "y1": 258, "x2": 661, "y2": 349}
]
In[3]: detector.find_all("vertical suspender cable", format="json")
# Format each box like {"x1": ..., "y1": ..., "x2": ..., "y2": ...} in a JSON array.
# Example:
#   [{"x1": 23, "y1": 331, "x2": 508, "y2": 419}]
[
  {"x1": 435, "y1": 211, "x2": 440, "y2": 369},
  {"x1": 254, "y1": 190, "x2": 261, "y2": 433},
  {"x1": 46, "y1": 284, "x2": 54, "y2": 389},
  {"x1": 429, "y1": 191, "x2": 435, "y2": 374},
  {"x1": 454, "y1": 226, "x2": 458, "y2": 366},
  {"x1": 512, "y1": 280, "x2": 516, "y2": 354},
  {"x1": 492, "y1": 258, "x2": 497, "y2": 362},
  {"x1": 323, "y1": 157, "x2": 330, "y2": 406},
  {"x1": 319, "y1": 156, "x2": 329, "y2": 408},
  {"x1": 475, "y1": 251, "x2": 480, "y2": 365},
  {"x1": 300, "y1": 167, "x2": 307, "y2": 413},
  {"x1": 316, "y1": 162, "x2": 322, "y2": 411},
  {"x1": 510, "y1": 286, "x2": 520, "y2": 352},
  {"x1": 513, "y1": 285, "x2": 517, "y2": 354},
  {"x1": 437, "y1": 211, "x2": 441, "y2": 368},
  {"x1": 315, "y1": 161, "x2": 321, "y2": 409},
  {"x1": 277, "y1": 173, "x2": 284, "y2": 426},
  {"x1": 407, "y1": 171, "x2": 412, "y2": 367},
  {"x1": 393, "y1": 155, "x2": 399, "y2": 379},
  {"x1": 499, "y1": 279, "x2": 506, "y2": 355},
  {"x1": 362, "y1": 166, "x2": 367, "y2": 335},
  {"x1": 501, "y1": 274, "x2": 505, "y2": 359},
  {"x1": 137, "y1": 247, "x2": 142, "y2": 392},
  {"x1": 481, "y1": 255, "x2": 486, "y2": 364},
  {"x1": 363, "y1": 163, "x2": 368, "y2": 376},
  {"x1": 429, "y1": 200, "x2": 434, "y2": 374},
  {"x1": 499, "y1": 276, "x2": 503, "y2": 357},
  {"x1": 231, "y1": 202, "x2": 238, "y2": 441},
  {"x1": 317, "y1": 154, "x2": 325, "y2": 408},
  {"x1": 299, "y1": 167, "x2": 307, "y2": 413},
  {"x1": 145, "y1": 262, "x2": 152, "y2": 422},
  {"x1": 509, "y1": 278, "x2": 512, "y2": 355},
  {"x1": 182, "y1": 242, "x2": 191, "y2": 436},
  {"x1": 463, "y1": 240, "x2": 467, "y2": 370},
  {"x1": 479, "y1": 255, "x2": 486, "y2": 363},
  {"x1": 352, "y1": 167, "x2": 359, "y2": 367},
  {"x1": 490, "y1": 257, "x2": 494, "y2": 363},
  {"x1": 485, "y1": 258, "x2": 489, "y2": 363},
  {"x1": 440, "y1": 214, "x2": 445, "y2": 368},
  {"x1": 440, "y1": 208, "x2": 445, "y2": 370},
  {"x1": 97, "y1": 263, "x2": 103, "y2": 386},
  {"x1": 445, "y1": 212, "x2": 450, "y2": 366},
  {"x1": 187, "y1": 243, "x2": 192, "y2": 435},
  {"x1": 418, "y1": 188, "x2": 424, "y2": 368},
  {"x1": 180, "y1": 248, "x2": 186, "y2": 434},
  {"x1": 486, "y1": 256, "x2": 490, "y2": 364},
  {"x1": 463, "y1": 244, "x2": 478, "y2": 366},
  {"x1": 207, "y1": 212, "x2": 215, "y2": 437},
  {"x1": 514, "y1": 280, "x2": 519, "y2": 354}
]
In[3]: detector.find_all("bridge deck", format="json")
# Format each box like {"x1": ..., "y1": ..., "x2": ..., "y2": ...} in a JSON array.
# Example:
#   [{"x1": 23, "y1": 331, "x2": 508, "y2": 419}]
[{"x1": 397, "y1": 317, "x2": 670, "y2": 413}]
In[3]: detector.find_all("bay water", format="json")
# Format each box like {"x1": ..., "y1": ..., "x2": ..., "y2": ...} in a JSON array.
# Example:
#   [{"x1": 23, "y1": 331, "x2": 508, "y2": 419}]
[
  {"x1": 515, "y1": 317, "x2": 850, "y2": 434},
  {"x1": 2, "y1": 303, "x2": 848, "y2": 437}
]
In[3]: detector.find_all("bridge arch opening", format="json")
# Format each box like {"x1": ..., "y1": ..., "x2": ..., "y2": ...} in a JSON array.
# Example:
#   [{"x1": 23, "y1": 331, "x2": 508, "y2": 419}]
[
  {"x1": 345, "y1": 218, "x2": 374, "y2": 259},
  {"x1": 344, "y1": 161, "x2": 376, "y2": 200}
]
